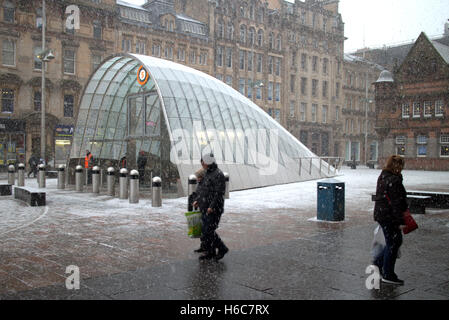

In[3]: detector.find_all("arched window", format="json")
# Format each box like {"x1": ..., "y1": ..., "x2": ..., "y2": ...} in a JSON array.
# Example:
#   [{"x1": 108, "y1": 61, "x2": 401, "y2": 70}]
[
  {"x1": 239, "y1": 25, "x2": 246, "y2": 43},
  {"x1": 257, "y1": 29, "x2": 264, "y2": 47},
  {"x1": 249, "y1": 27, "x2": 255, "y2": 46}
]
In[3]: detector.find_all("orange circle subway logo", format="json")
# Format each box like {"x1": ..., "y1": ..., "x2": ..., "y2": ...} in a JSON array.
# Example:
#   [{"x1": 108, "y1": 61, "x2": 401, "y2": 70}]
[{"x1": 137, "y1": 65, "x2": 149, "y2": 86}]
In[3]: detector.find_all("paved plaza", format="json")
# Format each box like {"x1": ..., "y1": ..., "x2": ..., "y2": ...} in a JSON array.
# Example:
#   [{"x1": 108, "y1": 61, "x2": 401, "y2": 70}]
[{"x1": 0, "y1": 168, "x2": 448, "y2": 300}]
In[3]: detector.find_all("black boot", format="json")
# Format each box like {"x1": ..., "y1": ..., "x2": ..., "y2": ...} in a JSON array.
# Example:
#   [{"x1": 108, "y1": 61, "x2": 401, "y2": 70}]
[{"x1": 215, "y1": 246, "x2": 229, "y2": 261}]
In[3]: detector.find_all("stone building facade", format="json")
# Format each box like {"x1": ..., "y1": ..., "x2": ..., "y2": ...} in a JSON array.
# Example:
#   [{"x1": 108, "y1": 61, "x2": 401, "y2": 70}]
[
  {"x1": 342, "y1": 53, "x2": 383, "y2": 165},
  {"x1": 374, "y1": 32, "x2": 449, "y2": 171},
  {"x1": 0, "y1": 0, "x2": 347, "y2": 169},
  {"x1": 0, "y1": 0, "x2": 116, "y2": 167}
]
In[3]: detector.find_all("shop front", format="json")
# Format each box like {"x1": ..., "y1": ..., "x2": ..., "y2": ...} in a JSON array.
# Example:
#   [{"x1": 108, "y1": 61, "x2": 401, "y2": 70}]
[{"x1": 0, "y1": 118, "x2": 26, "y2": 169}]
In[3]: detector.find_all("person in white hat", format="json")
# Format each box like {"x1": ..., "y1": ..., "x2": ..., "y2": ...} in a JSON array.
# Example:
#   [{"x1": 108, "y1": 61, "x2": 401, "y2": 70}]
[{"x1": 193, "y1": 152, "x2": 228, "y2": 261}]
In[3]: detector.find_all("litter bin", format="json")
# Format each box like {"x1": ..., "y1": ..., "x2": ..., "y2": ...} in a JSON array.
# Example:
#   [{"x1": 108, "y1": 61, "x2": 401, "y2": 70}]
[{"x1": 317, "y1": 179, "x2": 345, "y2": 222}]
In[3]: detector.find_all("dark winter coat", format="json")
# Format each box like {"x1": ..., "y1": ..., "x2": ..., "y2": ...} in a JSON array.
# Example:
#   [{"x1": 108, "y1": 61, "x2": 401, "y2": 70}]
[
  {"x1": 189, "y1": 179, "x2": 206, "y2": 211},
  {"x1": 194, "y1": 163, "x2": 226, "y2": 215},
  {"x1": 373, "y1": 170, "x2": 407, "y2": 226},
  {"x1": 137, "y1": 155, "x2": 147, "y2": 170}
]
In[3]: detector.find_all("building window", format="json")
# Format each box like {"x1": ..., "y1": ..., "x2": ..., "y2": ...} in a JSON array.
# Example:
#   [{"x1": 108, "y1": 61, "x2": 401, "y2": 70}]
[
  {"x1": 274, "y1": 109, "x2": 280, "y2": 122},
  {"x1": 311, "y1": 104, "x2": 317, "y2": 123},
  {"x1": 225, "y1": 76, "x2": 232, "y2": 87},
  {"x1": 322, "y1": 105, "x2": 328, "y2": 124},
  {"x1": 189, "y1": 50, "x2": 196, "y2": 64},
  {"x1": 336, "y1": 106, "x2": 340, "y2": 121},
  {"x1": 34, "y1": 47, "x2": 42, "y2": 70},
  {"x1": 301, "y1": 54, "x2": 307, "y2": 71},
  {"x1": 289, "y1": 101, "x2": 295, "y2": 117},
  {"x1": 36, "y1": 7, "x2": 42, "y2": 29},
  {"x1": 93, "y1": 20, "x2": 102, "y2": 39},
  {"x1": 247, "y1": 52, "x2": 253, "y2": 71},
  {"x1": 257, "y1": 29, "x2": 263, "y2": 47},
  {"x1": 300, "y1": 103, "x2": 307, "y2": 121},
  {"x1": 269, "y1": 32, "x2": 274, "y2": 50},
  {"x1": 64, "y1": 95, "x2": 74, "y2": 118},
  {"x1": 165, "y1": 46, "x2": 174, "y2": 60},
  {"x1": 413, "y1": 102, "x2": 421, "y2": 118},
  {"x1": 249, "y1": 28, "x2": 255, "y2": 46},
  {"x1": 336, "y1": 82, "x2": 340, "y2": 98},
  {"x1": 441, "y1": 133, "x2": 449, "y2": 157},
  {"x1": 275, "y1": 83, "x2": 280, "y2": 102},
  {"x1": 152, "y1": 44, "x2": 161, "y2": 57},
  {"x1": 301, "y1": 78, "x2": 307, "y2": 96},
  {"x1": 226, "y1": 47, "x2": 232, "y2": 68},
  {"x1": 312, "y1": 56, "x2": 318, "y2": 72},
  {"x1": 267, "y1": 56, "x2": 273, "y2": 74},
  {"x1": 323, "y1": 58, "x2": 328, "y2": 74},
  {"x1": 3, "y1": 1, "x2": 15, "y2": 23},
  {"x1": 290, "y1": 75, "x2": 295, "y2": 93},
  {"x1": 256, "y1": 85, "x2": 262, "y2": 100},
  {"x1": 276, "y1": 34, "x2": 282, "y2": 51},
  {"x1": 92, "y1": 54, "x2": 102, "y2": 72},
  {"x1": 199, "y1": 52, "x2": 207, "y2": 65},
  {"x1": 268, "y1": 82, "x2": 273, "y2": 101},
  {"x1": 215, "y1": 46, "x2": 222, "y2": 66},
  {"x1": 239, "y1": 25, "x2": 246, "y2": 43},
  {"x1": 122, "y1": 39, "x2": 131, "y2": 52},
  {"x1": 136, "y1": 40, "x2": 146, "y2": 55},
  {"x1": 312, "y1": 79, "x2": 318, "y2": 97},
  {"x1": 239, "y1": 50, "x2": 245, "y2": 70},
  {"x1": 402, "y1": 103, "x2": 410, "y2": 118},
  {"x1": 435, "y1": 100, "x2": 444, "y2": 117},
  {"x1": 1, "y1": 88, "x2": 14, "y2": 113},
  {"x1": 226, "y1": 23, "x2": 234, "y2": 40},
  {"x1": 177, "y1": 48, "x2": 186, "y2": 62},
  {"x1": 34, "y1": 91, "x2": 41, "y2": 111},
  {"x1": 275, "y1": 58, "x2": 281, "y2": 76},
  {"x1": 257, "y1": 54, "x2": 263, "y2": 73},
  {"x1": 322, "y1": 81, "x2": 328, "y2": 98},
  {"x1": 2, "y1": 39, "x2": 15, "y2": 66},
  {"x1": 63, "y1": 49, "x2": 76, "y2": 74},
  {"x1": 247, "y1": 79, "x2": 253, "y2": 99},
  {"x1": 424, "y1": 101, "x2": 432, "y2": 117},
  {"x1": 217, "y1": 20, "x2": 224, "y2": 38},
  {"x1": 239, "y1": 78, "x2": 245, "y2": 96},
  {"x1": 416, "y1": 135, "x2": 427, "y2": 157}
]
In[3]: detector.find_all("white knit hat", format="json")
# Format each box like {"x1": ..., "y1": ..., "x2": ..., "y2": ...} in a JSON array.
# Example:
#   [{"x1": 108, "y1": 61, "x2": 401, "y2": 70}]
[{"x1": 201, "y1": 153, "x2": 216, "y2": 165}]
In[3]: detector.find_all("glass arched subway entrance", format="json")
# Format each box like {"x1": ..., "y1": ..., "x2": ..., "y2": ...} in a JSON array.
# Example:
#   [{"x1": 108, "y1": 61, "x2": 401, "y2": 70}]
[{"x1": 70, "y1": 53, "x2": 337, "y2": 197}]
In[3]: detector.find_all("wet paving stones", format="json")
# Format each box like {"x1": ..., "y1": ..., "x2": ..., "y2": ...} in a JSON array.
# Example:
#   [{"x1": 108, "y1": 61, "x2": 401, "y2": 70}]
[{"x1": 1, "y1": 170, "x2": 449, "y2": 300}]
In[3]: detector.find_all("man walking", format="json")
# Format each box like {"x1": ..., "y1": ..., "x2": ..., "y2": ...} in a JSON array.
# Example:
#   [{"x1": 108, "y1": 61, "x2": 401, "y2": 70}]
[
  {"x1": 193, "y1": 153, "x2": 228, "y2": 261},
  {"x1": 84, "y1": 150, "x2": 94, "y2": 184}
]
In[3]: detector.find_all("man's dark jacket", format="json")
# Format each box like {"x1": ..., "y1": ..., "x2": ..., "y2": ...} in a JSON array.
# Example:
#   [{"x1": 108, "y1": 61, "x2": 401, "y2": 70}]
[
  {"x1": 195, "y1": 163, "x2": 225, "y2": 214},
  {"x1": 374, "y1": 169, "x2": 407, "y2": 226}
]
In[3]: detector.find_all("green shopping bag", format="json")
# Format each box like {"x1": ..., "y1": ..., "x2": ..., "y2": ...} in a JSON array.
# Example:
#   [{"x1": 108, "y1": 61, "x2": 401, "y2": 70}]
[{"x1": 185, "y1": 211, "x2": 202, "y2": 238}]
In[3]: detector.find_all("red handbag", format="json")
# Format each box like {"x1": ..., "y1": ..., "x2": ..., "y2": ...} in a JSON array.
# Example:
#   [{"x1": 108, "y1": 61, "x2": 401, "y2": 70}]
[{"x1": 402, "y1": 209, "x2": 418, "y2": 234}]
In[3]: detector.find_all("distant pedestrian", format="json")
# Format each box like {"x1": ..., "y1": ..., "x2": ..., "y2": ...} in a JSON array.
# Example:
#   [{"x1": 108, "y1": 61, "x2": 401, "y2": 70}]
[
  {"x1": 85, "y1": 150, "x2": 94, "y2": 184},
  {"x1": 120, "y1": 155, "x2": 127, "y2": 169},
  {"x1": 373, "y1": 155, "x2": 408, "y2": 285},
  {"x1": 137, "y1": 151, "x2": 147, "y2": 184},
  {"x1": 193, "y1": 153, "x2": 228, "y2": 261},
  {"x1": 191, "y1": 168, "x2": 206, "y2": 254},
  {"x1": 28, "y1": 154, "x2": 38, "y2": 178}
]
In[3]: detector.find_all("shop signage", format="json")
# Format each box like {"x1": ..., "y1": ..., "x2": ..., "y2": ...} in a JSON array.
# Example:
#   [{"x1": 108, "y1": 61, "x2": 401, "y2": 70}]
[{"x1": 55, "y1": 125, "x2": 74, "y2": 137}]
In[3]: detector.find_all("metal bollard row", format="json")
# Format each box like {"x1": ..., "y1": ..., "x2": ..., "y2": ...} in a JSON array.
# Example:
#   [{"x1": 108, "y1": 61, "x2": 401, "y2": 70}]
[
  {"x1": 107, "y1": 167, "x2": 115, "y2": 196},
  {"x1": 75, "y1": 165, "x2": 83, "y2": 192},
  {"x1": 224, "y1": 172, "x2": 230, "y2": 199},
  {"x1": 129, "y1": 170, "x2": 139, "y2": 204},
  {"x1": 187, "y1": 174, "x2": 197, "y2": 211}
]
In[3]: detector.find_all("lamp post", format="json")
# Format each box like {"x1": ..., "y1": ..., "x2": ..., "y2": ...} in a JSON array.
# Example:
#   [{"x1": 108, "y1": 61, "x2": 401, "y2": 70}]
[{"x1": 38, "y1": 0, "x2": 54, "y2": 163}]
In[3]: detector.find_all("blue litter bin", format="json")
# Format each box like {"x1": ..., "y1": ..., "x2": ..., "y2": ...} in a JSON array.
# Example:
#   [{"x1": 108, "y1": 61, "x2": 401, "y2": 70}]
[{"x1": 317, "y1": 179, "x2": 345, "y2": 222}]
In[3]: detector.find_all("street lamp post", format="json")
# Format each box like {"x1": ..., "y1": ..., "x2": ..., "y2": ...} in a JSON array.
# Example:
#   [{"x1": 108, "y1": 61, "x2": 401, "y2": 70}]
[{"x1": 41, "y1": 0, "x2": 46, "y2": 163}]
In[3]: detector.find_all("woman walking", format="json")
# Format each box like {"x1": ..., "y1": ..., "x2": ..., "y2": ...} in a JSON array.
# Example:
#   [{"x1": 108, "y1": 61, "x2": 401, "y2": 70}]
[{"x1": 373, "y1": 155, "x2": 408, "y2": 285}]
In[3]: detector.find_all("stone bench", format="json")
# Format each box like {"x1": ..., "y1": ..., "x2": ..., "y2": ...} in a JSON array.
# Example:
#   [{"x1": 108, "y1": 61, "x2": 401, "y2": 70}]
[
  {"x1": 407, "y1": 191, "x2": 449, "y2": 210},
  {"x1": 0, "y1": 184, "x2": 12, "y2": 196},
  {"x1": 14, "y1": 187, "x2": 46, "y2": 206},
  {"x1": 407, "y1": 195, "x2": 432, "y2": 215},
  {"x1": 371, "y1": 193, "x2": 432, "y2": 215}
]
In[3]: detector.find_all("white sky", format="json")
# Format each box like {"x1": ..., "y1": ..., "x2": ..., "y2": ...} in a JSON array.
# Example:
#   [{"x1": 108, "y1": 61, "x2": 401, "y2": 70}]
[{"x1": 126, "y1": 0, "x2": 448, "y2": 52}]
